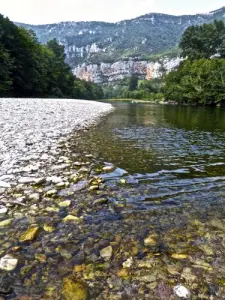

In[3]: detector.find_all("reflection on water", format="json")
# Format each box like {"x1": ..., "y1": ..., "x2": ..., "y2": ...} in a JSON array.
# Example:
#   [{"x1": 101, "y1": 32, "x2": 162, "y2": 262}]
[{"x1": 77, "y1": 103, "x2": 225, "y2": 207}]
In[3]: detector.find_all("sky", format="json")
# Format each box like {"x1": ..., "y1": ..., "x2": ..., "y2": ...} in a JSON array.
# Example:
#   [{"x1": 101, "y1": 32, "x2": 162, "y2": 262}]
[{"x1": 1, "y1": 0, "x2": 225, "y2": 25}]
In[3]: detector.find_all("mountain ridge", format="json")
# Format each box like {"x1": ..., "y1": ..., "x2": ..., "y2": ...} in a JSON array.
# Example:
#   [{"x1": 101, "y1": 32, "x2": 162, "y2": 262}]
[{"x1": 15, "y1": 7, "x2": 225, "y2": 83}]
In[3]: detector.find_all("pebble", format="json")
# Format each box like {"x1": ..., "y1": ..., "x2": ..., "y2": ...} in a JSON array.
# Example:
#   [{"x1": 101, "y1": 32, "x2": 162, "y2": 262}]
[
  {"x1": 102, "y1": 165, "x2": 114, "y2": 172},
  {"x1": 28, "y1": 193, "x2": 40, "y2": 201},
  {"x1": 144, "y1": 234, "x2": 157, "y2": 246},
  {"x1": 0, "y1": 219, "x2": 12, "y2": 227},
  {"x1": 63, "y1": 215, "x2": 81, "y2": 223},
  {"x1": 62, "y1": 277, "x2": 88, "y2": 300},
  {"x1": 122, "y1": 257, "x2": 133, "y2": 268},
  {"x1": 173, "y1": 285, "x2": 190, "y2": 299},
  {"x1": 0, "y1": 98, "x2": 113, "y2": 186},
  {"x1": 46, "y1": 189, "x2": 57, "y2": 196},
  {"x1": 46, "y1": 176, "x2": 63, "y2": 184},
  {"x1": 0, "y1": 207, "x2": 8, "y2": 215},
  {"x1": 0, "y1": 181, "x2": 11, "y2": 188},
  {"x1": 18, "y1": 177, "x2": 39, "y2": 184},
  {"x1": 0, "y1": 255, "x2": 18, "y2": 271},
  {"x1": 0, "y1": 188, "x2": 6, "y2": 194},
  {"x1": 59, "y1": 200, "x2": 71, "y2": 207},
  {"x1": 100, "y1": 246, "x2": 113, "y2": 260},
  {"x1": 19, "y1": 226, "x2": 40, "y2": 242}
]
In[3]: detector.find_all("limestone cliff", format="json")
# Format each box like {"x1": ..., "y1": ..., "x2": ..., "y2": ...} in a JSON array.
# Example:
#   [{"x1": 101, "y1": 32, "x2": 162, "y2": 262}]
[{"x1": 73, "y1": 57, "x2": 182, "y2": 83}]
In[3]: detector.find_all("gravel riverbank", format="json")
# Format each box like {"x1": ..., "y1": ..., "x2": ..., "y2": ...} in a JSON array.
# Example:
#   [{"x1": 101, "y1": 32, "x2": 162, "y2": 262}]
[{"x1": 0, "y1": 98, "x2": 114, "y2": 186}]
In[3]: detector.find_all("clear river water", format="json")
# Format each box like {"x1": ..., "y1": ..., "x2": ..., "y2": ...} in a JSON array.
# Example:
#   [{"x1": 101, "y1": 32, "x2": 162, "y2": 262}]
[
  {"x1": 77, "y1": 103, "x2": 225, "y2": 210},
  {"x1": 3, "y1": 103, "x2": 225, "y2": 299}
]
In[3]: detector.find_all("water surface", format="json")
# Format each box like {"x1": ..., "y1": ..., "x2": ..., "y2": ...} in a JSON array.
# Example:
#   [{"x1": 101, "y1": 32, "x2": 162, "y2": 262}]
[{"x1": 77, "y1": 103, "x2": 225, "y2": 211}]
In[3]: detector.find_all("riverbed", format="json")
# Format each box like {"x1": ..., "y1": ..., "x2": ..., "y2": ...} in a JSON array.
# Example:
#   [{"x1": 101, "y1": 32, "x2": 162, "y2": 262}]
[{"x1": 1, "y1": 102, "x2": 225, "y2": 299}]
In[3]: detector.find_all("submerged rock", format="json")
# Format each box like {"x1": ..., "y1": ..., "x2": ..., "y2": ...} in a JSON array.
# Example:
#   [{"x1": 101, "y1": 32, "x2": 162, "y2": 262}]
[
  {"x1": 89, "y1": 185, "x2": 99, "y2": 191},
  {"x1": 173, "y1": 285, "x2": 190, "y2": 299},
  {"x1": 171, "y1": 253, "x2": 188, "y2": 260},
  {"x1": 19, "y1": 227, "x2": 40, "y2": 242},
  {"x1": 100, "y1": 246, "x2": 113, "y2": 260},
  {"x1": 102, "y1": 165, "x2": 114, "y2": 172},
  {"x1": 0, "y1": 255, "x2": 18, "y2": 271},
  {"x1": 62, "y1": 278, "x2": 88, "y2": 300},
  {"x1": 59, "y1": 200, "x2": 71, "y2": 207},
  {"x1": 144, "y1": 234, "x2": 157, "y2": 246},
  {"x1": 43, "y1": 224, "x2": 55, "y2": 233},
  {"x1": 122, "y1": 257, "x2": 133, "y2": 268},
  {"x1": 0, "y1": 219, "x2": 12, "y2": 227},
  {"x1": 63, "y1": 215, "x2": 81, "y2": 223},
  {"x1": 93, "y1": 198, "x2": 108, "y2": 205}
]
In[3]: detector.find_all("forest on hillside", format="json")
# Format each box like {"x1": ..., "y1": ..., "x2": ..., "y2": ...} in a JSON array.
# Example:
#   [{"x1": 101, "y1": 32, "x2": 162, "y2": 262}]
[
  {"x1": 0, "y1": 15, "x2": 103, "y2": 99},
  {"x1": 110, "y1": 20, "x2": 225, "y2": 106}
]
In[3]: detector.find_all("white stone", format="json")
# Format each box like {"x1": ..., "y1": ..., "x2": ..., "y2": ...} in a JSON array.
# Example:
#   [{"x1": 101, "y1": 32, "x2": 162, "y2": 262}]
[
  {"x1": 18, "y1": 177, "x2": 37, "y2": 184},
  {"x1": 173, "y1": 285, "x2": 190, "y2": 299},
  {"x1": 0, "y1": 255, "x2": 18, "y2": 271},
  {"x1": 28, "y1": 193, "x2": 40, "y2": 201},
  {"x1": 22, "y1": 165, "x2": 39, "y2": 172},
  {"x1": 0, "y1": 207, "x2": 8, "y2": 215},
  {"x1": 0, "y1": 180, "x2": 11, "y2": 188},
  {"x1": 122, "y1": 257, "x2": 133, "y2": 268},
  {"x1": 46, "y1": 176, "x2": 63, "y2": 184}
]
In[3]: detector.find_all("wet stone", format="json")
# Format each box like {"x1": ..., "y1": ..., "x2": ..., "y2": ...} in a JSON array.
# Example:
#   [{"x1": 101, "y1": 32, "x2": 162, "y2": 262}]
[
  {"x1": 100, "y1": 246, "x2": 113, "y2": 260},
  {"x1": 0, "y1": 255, "x2": 18, "y2": 271},
  {"x1": 19, "y1": 227, "x2": 40, "y2": 242},
  {"x1": 58, "y1": 200, "x2": 71, "y2": 207},
  {"x1": 173, "y1": 285, "x2": 190, "y2": 299},
  {"x1": 63, "y1": 215, "x2": 81, "y2": 223},
  {"x1": 144, "y1": 234, "x2": 157, "y2": 246},
  {"x1": 62, "y1": 277, "x2": 88, "y2": 300},
  {"x1": 0, "y1": 219, "x2": 12, "y2": 227}
]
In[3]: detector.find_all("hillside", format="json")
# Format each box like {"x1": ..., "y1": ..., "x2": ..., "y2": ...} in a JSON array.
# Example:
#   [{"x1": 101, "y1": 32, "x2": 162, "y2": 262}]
[{"x1": 16, "y1": 7, "x2": 225, "y2": 83}]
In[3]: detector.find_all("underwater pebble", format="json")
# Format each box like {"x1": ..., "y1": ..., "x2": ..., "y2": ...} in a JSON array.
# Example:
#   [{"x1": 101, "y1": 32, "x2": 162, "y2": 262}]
[
  {"x1": 174, "y1": 285, "x2": 190, "y2": 299},
  {"x1": 100, "y1": 246, "x2": 113, "y2": 260},
  {"x1": 0, "y1": 255, "x2": 18, "y2": 271}
]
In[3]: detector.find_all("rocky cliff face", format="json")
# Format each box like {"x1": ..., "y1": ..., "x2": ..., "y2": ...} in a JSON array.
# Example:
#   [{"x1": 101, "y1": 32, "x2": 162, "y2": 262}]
[
  {"x1": 73, "y1": 57, "x2": 182, "y2": 83},
  {"x1": 16, "y1": 7, "x2": 225, "y2": 83}
]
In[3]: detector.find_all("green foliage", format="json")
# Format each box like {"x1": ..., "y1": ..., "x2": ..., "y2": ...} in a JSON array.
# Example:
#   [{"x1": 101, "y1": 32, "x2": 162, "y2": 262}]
[
  {"x1": 129, "y1": 75, "x2": 139, "y2": 91},
  {"x1": 164, "y1": 20, "x2": 225, "y2": 106},
  {"x1": 164, "y1": 59, "x2": 225, "y2": 105},
  {"x1": 0, "y1": 15, "x2": 103, "y2": 99},
  {"x1": 180, "y1": 20, "x2": 225, "y2": 60},
  {"x1": 104, "y1": 77, "x2": 164, "y2": 101}
]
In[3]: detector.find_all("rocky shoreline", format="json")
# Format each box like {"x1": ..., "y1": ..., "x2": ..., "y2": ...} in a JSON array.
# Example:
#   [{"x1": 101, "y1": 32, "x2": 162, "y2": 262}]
[
  {"x1": 1, "y1": 99, "x2": 225, "y2": 299},
  {"x1": 0, "y1": 98, "x2": 114, "y2": 187},
  {"x1": 0, "y1": 98, "x2": 116, "y2": 298}
]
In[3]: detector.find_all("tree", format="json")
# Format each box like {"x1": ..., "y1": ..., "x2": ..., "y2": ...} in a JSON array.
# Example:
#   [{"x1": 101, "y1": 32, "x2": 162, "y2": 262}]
[
  {"x1": 129, "y1": 75, "x2": 138, "y2": 91},
  {"x1": 164, "y1": 58, "x2": 225, "y2": 106},
  {"x1": 180, "y1": 20, "x2": 225, "y2": 60},
  {"x1": 0, "y1": 14, "x2": 103, "y2": 100}
]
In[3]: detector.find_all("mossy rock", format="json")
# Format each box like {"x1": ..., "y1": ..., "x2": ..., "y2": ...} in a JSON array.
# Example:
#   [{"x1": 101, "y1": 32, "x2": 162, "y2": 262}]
[{"x1": 62, "y1": 278, "x2": 88, "y2": 300}]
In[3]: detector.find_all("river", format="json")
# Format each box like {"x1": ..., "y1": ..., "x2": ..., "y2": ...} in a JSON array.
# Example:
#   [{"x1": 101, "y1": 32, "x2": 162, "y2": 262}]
[{"x1": 2, "y1": 103, "x2": 225, "y2": 299}]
